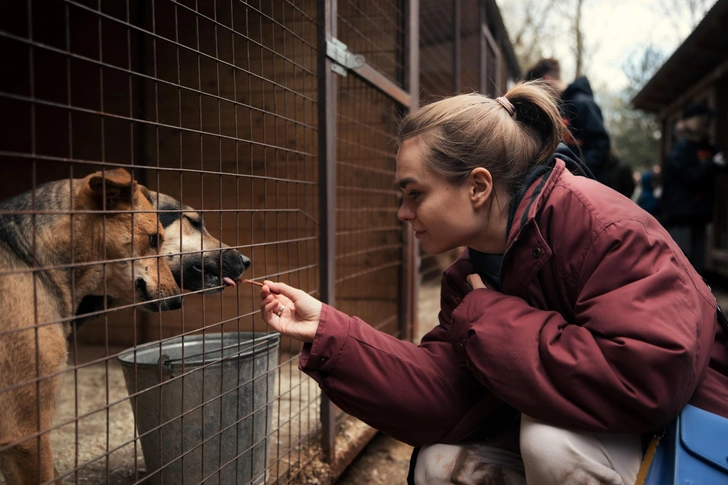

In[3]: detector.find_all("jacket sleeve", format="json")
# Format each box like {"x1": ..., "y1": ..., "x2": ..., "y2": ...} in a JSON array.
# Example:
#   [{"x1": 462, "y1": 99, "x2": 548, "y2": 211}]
[
  {"x1": 567, "y1": 97, "x2": 610, "y2": 177},
  {"x1": 449, "y1": 219, "x2": 718, "y2": 433},
  {"x1": 298, "y1": 297, "x2": 489, "y2": 446}
]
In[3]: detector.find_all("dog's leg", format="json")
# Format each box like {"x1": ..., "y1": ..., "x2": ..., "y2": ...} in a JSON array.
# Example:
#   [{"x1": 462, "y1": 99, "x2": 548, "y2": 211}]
[
  {"x1": 0, "y1": 323, "x2": 67, "y2": 485},
  {"x1": 0, "y1": 432, "x2": 61, "y2": 485}
]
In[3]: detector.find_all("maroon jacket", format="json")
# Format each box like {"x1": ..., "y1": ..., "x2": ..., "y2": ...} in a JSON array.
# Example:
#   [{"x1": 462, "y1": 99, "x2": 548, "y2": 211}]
[{"x1": 300, "y1": 159, "x2": 728, "y2": 447}]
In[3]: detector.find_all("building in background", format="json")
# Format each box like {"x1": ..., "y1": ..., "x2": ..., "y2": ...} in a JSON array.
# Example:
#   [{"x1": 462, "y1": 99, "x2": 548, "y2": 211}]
[{"x1": 632, "y1": 0, "x2": 728, "y2": 279}]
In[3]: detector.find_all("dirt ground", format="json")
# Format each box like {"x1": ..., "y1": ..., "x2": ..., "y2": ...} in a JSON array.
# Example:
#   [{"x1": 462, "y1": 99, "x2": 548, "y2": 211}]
[{"x1": 335, "y1": 434, "x2": 414, "y2": 485}]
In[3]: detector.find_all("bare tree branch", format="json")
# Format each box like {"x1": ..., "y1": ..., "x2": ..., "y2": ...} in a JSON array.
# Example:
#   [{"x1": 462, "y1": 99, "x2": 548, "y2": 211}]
[
  {"x1": 573, "y1": 0, "x2": 585, "y2": 77},
  {"x1": 654, "y1": 0, "x2": 714, "y2": 42}
]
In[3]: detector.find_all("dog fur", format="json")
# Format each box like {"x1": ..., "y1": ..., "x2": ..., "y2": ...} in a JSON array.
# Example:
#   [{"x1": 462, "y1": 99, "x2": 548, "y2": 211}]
[
  {"x1": 146, "y1": 190, "x2": 251, "y2": 293},
  {"x1": 74, "y1": 191, "x2": 251, "y2": 325},
  {"x1": 0, "y1": 169, "x2": 181, "y2": 484}
]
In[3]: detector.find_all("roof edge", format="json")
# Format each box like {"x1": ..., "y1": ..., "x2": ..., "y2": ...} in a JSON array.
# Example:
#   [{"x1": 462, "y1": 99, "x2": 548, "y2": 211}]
[{"x1": 485, "y1": 0, "x2": 521, "y2": 79}]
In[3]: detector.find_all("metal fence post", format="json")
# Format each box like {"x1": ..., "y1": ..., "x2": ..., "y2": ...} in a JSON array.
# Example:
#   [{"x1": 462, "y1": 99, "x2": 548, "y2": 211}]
[
  {"x1": 401, "y1": 0, "x2": 420, "y2": 343},
  {"x1": 453, "y1": 0, "x2": 461, "y2": 93},
  {"x1": 317, "y1": 0, "x2": 338, "y2": 465}
]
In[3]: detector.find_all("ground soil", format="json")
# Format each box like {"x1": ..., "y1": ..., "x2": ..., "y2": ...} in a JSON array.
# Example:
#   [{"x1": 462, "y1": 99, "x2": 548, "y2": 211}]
[{"x1": 334, "y1": 434, "x2": 414, "y2": 485}]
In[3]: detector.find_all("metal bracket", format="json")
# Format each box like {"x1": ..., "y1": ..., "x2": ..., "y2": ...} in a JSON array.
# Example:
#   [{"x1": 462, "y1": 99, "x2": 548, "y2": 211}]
[{"x1": 326, "y1": 38, "x2": 365, "y2": 77}]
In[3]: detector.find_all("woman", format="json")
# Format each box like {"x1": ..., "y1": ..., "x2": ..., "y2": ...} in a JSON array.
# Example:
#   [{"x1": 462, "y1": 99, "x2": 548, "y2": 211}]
[{"x1": 257, "y1": 82, "x2": 728, "y2": 485}]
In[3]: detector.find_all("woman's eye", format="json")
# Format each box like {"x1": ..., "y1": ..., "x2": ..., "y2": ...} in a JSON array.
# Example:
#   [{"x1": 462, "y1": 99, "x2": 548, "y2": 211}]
[
  {"x1": 149, "y1": 234, "x2": 160, "y2": 249},
  {"x1": 409, "y1": 190, "x2": 422, "y2": 200}
]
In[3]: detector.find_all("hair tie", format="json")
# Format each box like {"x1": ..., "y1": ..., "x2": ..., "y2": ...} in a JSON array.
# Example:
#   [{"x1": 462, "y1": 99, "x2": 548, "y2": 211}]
[{"x1": 496, "y1": 96, "x2": 516, "y2": 118}]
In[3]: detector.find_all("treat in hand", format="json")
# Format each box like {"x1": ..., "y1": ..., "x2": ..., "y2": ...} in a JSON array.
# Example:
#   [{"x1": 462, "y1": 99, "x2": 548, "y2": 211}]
[{"x1": 242, "y1": 278, "x2": 265, "y2": 287}]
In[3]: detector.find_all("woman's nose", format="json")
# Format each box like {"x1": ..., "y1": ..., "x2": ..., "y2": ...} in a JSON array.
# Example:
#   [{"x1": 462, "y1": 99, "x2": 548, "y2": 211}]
[{"x1": 398, "y1": 203, "x2": 414, "y2": 222}]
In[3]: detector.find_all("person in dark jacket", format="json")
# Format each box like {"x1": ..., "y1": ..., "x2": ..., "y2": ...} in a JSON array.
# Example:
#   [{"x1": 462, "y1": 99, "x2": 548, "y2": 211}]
[
  {"x1": 525, "y1": 58, "x2": 612, "y2": 185},
  {"x1": 636, "y1": 166, "x2": 662, "y2": 219},
  {"x1": 662, "y1": 101, "x2": 726, "y2": 275},
  {"x1": 255, "y1": 83, "x2": 728, "y2": 485},
  {"x1": 607, "y1": 150, "x2": 636, "y2": 198}
]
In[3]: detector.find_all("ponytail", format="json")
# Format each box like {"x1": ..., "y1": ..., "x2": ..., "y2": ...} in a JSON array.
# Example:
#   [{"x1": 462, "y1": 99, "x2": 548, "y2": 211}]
[{"x1": 507, "y1": 81, "x2": 565, "y2": 166}]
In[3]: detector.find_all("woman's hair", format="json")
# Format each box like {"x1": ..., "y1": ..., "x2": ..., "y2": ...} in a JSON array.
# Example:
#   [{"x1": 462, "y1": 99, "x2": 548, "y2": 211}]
[{"x1": 396, "y1": 81, "x2": 566, "y2": 200}]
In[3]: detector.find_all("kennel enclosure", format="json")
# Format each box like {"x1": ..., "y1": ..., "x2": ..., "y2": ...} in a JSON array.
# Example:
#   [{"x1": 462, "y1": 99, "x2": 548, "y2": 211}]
[{"x1": 0, "y1": 1, "x2": 519, "y2": 483}]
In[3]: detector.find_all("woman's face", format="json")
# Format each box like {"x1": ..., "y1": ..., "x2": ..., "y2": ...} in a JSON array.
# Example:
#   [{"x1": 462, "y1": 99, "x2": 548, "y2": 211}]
[{"x1": 396, "y1": 138, "x2": 506, "y2": 255}]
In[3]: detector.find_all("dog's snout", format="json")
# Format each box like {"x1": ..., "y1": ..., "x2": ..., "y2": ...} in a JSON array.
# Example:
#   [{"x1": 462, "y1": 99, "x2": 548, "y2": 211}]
[
  {"x1": 222, "y1": 249, "x2": 248, "y2": 275},
  {"x1": 239, "y1": 253, "x2": 251, "y2": 270},
  {"x1": 193, "y1": 260, "x2": 221, "y2": 277},
  {"x1": 161, "y1": 295, "x2": 183, "y2": 311},
  {"x1": 135, "y1": 277, "x2": 147, "y2": 294}
]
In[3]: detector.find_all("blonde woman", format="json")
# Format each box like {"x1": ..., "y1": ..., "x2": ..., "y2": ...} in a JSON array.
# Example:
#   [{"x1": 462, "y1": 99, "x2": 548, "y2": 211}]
[{"x1": 257, "y1": 82, "x2": 728, "y2": 485}]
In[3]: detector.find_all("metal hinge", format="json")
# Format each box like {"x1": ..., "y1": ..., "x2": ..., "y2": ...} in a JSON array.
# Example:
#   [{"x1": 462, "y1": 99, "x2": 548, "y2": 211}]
[{"x1": 325, "y1": 38, "x2": 365, "y2": 77}]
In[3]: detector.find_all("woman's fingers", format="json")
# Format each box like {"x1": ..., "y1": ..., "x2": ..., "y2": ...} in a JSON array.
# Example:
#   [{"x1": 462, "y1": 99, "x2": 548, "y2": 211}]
[
  {"x1": 263, "y1": 280, "x2": 296, "y2": 299},
  {"x1": 256, "y1": 280, "x2": 321, "y2": 343},
  {"x1": 466, "y1": 273, "x2": 487, "y2": 290}
]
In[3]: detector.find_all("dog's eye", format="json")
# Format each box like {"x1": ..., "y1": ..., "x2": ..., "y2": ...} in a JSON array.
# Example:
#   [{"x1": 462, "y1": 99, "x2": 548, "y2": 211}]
[{"x1": 149, "y1": 233, "x2": 161, "y2": 250}]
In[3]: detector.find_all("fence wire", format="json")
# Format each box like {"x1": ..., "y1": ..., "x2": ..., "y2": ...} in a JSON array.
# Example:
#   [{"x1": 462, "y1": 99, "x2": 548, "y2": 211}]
[{"x1": 0, "y1": 1, "x2": 519, "y2": 484}]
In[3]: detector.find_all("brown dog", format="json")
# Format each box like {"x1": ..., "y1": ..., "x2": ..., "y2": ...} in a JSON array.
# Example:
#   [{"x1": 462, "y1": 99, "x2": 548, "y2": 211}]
[
  {"x1": 0, "y1": 169, "x2": 181, "y2": 484},
  {"x1": 72, "y1": 191, "x2": 252, "y2": 329},
  {"x1": 148, "y1": 190, "x2": 251, "y2": 292}
]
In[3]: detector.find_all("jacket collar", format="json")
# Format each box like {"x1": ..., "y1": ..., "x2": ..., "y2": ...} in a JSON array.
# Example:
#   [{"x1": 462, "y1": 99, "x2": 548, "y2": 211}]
[
  {"x1": 506, "y1": 160, "x2": 560, "y2": 246},
  {"x1": 506, "y1": 144, "x2": 591, "y2": 243}
]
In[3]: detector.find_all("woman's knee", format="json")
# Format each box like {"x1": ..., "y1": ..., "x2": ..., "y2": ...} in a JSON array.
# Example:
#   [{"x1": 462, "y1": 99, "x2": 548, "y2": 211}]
[{"x1": 519, "y1": 414, "x2": 641, "y2": 485}]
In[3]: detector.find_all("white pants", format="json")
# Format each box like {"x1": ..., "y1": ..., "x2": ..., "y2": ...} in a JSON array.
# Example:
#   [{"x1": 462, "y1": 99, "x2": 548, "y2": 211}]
[{"x1": 414, "y1": 414, "x2": 643, "y2": 485}]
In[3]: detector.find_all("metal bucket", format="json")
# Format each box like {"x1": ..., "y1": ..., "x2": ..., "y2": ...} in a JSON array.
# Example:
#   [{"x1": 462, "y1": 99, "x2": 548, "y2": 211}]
[{"x1": 118, "y1": 332, "x2": 280, "y2": 485}]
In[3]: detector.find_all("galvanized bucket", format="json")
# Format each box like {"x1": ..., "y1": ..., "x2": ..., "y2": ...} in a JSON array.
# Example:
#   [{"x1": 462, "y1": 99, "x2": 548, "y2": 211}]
[{"x1": 118, "y1": 332, "x2": 280, "y2": 485}]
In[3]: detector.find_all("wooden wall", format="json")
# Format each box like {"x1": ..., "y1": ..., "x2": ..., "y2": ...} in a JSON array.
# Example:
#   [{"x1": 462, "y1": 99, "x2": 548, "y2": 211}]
[
  {"x1": 1, "y1": 0, "x2": 409, "y2": 346},
  {"x1": 129, "y1": 1, "x2": 321, "y2": 342}
]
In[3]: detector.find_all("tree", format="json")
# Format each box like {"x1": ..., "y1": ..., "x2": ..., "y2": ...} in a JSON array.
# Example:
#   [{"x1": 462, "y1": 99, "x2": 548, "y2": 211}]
[
  {"x1": 656, "y1": 0, "x2": 716, "y2": 42},
  {"x1": 499, "y1": 0, "x2": 564, "y2": 71},
  {"x1": 570, "y1": 0, "x2": 587, "y2": 78},
  {"x1": 603, "y1": 45, "x2": 665, "y2": 170},
  {"x1": 621, "y1": 45, "x2": 665, "y2": 95},
  {"x1": 500, "y1": 0, "x2": 594, "y2": 81}
]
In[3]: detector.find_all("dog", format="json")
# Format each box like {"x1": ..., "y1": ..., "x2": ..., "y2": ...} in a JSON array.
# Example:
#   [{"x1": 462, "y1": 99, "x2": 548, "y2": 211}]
[
  {"x1": 73, "y1": 190, "x2": 252, "y2": 325},
  {"x1": 0, "y1": 169, "x2": 181, "y2": 485},
  {"x1": 143, "y1": 190, "x2": 251, "y2": 293}
]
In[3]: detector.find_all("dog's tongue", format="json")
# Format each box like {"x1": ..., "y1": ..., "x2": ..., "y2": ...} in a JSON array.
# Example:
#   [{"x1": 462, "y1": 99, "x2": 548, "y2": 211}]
[{"x1": 223, "y1": 277, "x2": 236, "y2": 287}]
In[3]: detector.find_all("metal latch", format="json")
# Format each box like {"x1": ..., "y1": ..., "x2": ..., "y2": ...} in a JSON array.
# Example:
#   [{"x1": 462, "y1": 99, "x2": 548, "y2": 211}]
[{"x1": 326, "y1": 38, "x2": 365, "y2": 77}]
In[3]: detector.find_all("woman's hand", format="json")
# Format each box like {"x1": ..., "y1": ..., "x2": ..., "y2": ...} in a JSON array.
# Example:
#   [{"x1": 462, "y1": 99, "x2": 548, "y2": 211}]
[{"x1": 259, "y1": 281, "x2": 323, "y2": 343}]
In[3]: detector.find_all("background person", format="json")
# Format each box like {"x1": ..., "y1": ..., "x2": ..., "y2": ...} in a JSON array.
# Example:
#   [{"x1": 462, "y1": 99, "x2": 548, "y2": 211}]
[
  {"x1": 635, "y1": 165, "x2": 663, "y2": 221},
  {"x1": 662, "y1": 101, "x2": 726, "y2": 275},
  {"x1": 525, "y1": 58, "x2": 613, "y2": 186},
  {"x1": 256, "y1": 83, "x2": 728, "y2": 485}
]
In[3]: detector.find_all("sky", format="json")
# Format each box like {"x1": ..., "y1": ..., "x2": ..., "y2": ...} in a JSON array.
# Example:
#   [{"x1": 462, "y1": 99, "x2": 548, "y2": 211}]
[{"x1": 499, "y1": 0, "x2": 716, "y2": 93}]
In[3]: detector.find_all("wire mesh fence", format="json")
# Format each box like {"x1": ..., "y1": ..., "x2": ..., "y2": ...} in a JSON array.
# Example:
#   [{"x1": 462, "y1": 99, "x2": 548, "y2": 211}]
[
  {"x1": 0, "y1": 1, "x2": 323, "y2": 484},
  {"x1": 0, "y1": 1, "x2": 519, "y2": 484}
]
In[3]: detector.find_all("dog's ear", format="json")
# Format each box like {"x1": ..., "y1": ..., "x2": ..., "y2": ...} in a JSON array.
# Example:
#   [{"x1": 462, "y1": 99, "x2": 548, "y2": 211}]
[
  {"x1": 138, "y1": 184, "x2": 153, "y2": 204},
  {"x1": 87, "y1": 168, "x2": 135, "y2": 209}
]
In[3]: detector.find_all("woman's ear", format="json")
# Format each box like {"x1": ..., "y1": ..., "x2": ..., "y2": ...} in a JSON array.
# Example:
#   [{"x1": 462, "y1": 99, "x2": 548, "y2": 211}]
[{"x1": 468, "y1": 168, "x2": 493, "y2": 209}]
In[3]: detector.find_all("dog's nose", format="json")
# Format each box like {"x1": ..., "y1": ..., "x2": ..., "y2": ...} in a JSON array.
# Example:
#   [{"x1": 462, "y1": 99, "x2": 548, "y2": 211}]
[
  {"x1": 240, "y1": 254, "x2": 251, "y2": 270},
  {"x1": 161, "y1": 295, "x2": 183, "y2": 311}
]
